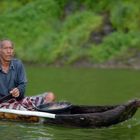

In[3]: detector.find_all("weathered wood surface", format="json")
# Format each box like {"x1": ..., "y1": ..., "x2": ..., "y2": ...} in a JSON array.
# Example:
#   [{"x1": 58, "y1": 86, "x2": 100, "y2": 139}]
[
  {"x1": 0, "y1": 99, "x2": 139, "y2": 128},
  {"x1": 44, "y1": 99, "x2": 139, "y2": 128}
]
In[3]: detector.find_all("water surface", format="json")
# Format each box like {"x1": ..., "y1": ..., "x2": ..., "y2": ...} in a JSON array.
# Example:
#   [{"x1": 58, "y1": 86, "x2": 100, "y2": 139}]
[{"x1": 0, "y1": 66, "x2": 140, "y2": 140}]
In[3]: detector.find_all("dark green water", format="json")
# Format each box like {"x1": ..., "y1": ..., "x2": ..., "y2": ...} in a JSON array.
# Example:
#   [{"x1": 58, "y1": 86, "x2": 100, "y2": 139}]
[{"x1": 1, "y1": 66, "x2": 140, "y2": 140}]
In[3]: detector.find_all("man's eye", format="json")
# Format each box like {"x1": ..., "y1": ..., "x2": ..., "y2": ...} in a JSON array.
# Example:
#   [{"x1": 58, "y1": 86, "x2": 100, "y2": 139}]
[{"x1": 3, "y1": 47, "x2": 13, "y2": 49}]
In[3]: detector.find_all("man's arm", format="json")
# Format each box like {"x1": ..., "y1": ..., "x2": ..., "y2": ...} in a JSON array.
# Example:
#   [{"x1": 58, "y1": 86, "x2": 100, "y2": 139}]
[
  {"x1": 17, "y1": 61, "x2": 27, "y2": 99},
  {"x1": 10, "y1": 60, "x2": 27, "y2": 100}
]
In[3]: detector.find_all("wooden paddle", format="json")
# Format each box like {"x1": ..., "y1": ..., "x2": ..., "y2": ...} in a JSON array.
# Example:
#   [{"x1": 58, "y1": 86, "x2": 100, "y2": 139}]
[
  {"x1": 0, "y1": 108, "x2": 56, "y2": 119},
  {"x1": 0, "y1": 94, "x2": 13, "y2": 104}
]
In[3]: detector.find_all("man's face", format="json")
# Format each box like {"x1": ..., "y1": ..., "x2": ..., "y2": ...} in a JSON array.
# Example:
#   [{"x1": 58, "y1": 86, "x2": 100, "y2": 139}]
[{"x1": 0, "y1": 41, "x2": 14, "y2": 62}]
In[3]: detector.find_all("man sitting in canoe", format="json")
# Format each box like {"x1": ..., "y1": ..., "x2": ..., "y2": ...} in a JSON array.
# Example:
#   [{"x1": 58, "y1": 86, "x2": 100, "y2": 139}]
[{"x1": 0, "y1": 39, "x2": 55, "y2": 110}]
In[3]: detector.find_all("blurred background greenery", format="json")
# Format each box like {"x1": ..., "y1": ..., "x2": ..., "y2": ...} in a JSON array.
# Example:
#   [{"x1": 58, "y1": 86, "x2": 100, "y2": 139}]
[{"x1": 0, "y1": 0, "x2": 140, "y2": 66}]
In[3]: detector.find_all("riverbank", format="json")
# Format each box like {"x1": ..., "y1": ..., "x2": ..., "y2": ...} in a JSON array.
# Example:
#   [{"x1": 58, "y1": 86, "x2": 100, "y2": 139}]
[
  {"x1": 24, "y1": 56, "x2": 140, "y2": 70},
  {"x1": 73, "y1": 57, "x2": 140, "y2": 69}
]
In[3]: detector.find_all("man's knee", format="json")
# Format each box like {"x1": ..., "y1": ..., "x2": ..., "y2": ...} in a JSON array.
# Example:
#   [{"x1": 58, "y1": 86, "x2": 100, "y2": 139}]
[{"x1": 44, "y1": 92, "x2": 55, "y2": 103}]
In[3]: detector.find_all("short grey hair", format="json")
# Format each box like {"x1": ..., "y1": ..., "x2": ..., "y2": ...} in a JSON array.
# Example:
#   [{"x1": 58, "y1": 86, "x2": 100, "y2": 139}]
[{"x1": 0, "y1": 39, "x2": 14, "y2": 48}]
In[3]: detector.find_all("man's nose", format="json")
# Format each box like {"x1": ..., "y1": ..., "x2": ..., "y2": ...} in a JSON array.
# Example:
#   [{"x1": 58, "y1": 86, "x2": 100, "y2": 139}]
[{"x1": 7, "y1": 48, "x2": 12, "y2": 53}]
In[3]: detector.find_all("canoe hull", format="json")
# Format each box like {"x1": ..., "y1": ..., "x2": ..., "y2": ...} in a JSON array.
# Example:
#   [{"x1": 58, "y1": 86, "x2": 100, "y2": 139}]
[
  {"x1": 0, "y1": 112, "x2": 39, "y2": 122},
  {"x1": 0, "y1": 99, "x2": 139, "y2": 128},
  {"x1": 44, "y1": 100, "x2": 138, "y2": 128}
]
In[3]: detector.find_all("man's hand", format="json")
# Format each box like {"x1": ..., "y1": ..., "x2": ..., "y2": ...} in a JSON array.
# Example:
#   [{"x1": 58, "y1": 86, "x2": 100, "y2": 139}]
[{"x1": 10, "y1": 88, "x2": 20, "y2": 97}]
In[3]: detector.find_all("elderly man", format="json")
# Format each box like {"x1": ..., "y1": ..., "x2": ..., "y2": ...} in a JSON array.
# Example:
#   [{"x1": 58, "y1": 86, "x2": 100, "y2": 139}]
[{"x1": 0, "y1": 39, "x2": 55, "y2": 110}]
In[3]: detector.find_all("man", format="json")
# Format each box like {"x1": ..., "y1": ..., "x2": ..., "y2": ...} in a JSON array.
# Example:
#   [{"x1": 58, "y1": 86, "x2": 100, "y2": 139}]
[
  {"x1": 0, "y1": 39, "x2": 55, "y2": 110},
  {"x1": 0, "y1": 39, "x2": 27, "y2": 99}
]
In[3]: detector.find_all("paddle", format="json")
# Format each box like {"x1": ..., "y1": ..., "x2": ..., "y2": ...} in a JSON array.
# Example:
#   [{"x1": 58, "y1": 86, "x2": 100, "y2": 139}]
[
  {"x1": 0, "y1": 96, "x2": 72, "y2": 119},
  {"x1": 0, "y1": 101, "x2": 72, "y2": 119},
  {"x1": 0, "y1": 94, "x2": 13, "y2": 104},
  {"x1": 0, "y1": 95, "x2": 56, "y2": 119},
  {"x1": 0, "y1": 108, "x2": 56, "y2": 119}
]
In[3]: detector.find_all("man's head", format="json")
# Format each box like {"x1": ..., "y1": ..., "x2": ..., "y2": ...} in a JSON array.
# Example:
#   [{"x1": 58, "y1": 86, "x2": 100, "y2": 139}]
[{"x1": 0, "y1": 39, "x2": 14, "y2": 63}]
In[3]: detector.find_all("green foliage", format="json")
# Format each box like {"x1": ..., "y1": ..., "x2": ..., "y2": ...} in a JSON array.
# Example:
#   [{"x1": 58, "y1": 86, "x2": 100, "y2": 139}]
[
  {"x1": 0, "y1": 0, "x2": 61, "y2": 61},
  {"x1": 110, "y1": 0, "x2": 140, "y2": 31},
  {"x1": 48, "y1": 11, "x2": 102, "y2": 64},
  {"x1": 90, "y1": 31, "x2": 140, "y2": 62},
  {"x1": 0, "y1": 0, "x2": 140, "y2": 64},
  {"x1": 82, "y1": 0, "x2": 115, "y2": 12},
  {"x1": 0, "y1": 0, "x2": 34, "y2": 14}
]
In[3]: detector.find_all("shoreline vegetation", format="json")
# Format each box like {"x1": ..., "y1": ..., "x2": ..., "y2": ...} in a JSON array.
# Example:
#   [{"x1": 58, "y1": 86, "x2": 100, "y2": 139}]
[
  {"x1": 25, "y1": 55, "x2": 140, "y2": 69},
  {"x1": 0, "y1": 0, "x2": 140, "y2": 69}
]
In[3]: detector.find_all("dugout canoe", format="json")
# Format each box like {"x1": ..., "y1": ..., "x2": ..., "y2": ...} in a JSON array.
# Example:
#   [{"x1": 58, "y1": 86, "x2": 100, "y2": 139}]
[{"x1": 0, "y1": 99, "x2": 139, "y2": 128}]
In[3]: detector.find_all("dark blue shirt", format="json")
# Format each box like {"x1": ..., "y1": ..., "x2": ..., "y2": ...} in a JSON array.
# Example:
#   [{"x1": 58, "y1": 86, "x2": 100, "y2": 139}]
[{"x1": 0, "y1": 59, "x2": 27, "y2": 99}]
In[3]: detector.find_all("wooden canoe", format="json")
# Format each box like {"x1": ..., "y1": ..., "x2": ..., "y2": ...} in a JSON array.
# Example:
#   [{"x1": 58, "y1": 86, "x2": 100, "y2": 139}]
[{"x1": 0, "y1": 99, "x2": 139, "y2": 128}]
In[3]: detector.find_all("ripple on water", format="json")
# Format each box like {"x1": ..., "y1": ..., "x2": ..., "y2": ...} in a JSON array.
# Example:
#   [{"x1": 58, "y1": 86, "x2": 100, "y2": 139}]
[{"x1": 1, "y1": 118, "x2": 140, "y2": 140}]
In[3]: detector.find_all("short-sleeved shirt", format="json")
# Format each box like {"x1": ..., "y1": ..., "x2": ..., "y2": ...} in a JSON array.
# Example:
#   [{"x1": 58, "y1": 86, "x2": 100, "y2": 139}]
[{"x1": 0, "y1": 58, "x2": 27, "y2": 99}]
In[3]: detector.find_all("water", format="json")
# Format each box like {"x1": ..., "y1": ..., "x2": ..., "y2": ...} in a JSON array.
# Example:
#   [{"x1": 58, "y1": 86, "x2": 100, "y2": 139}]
[
  {"x1": 1, "y1": 119, "x2": 140, "y2": 140},
  {"x1": 1, "y1": 66, "x2": 140, "y2": 140}
]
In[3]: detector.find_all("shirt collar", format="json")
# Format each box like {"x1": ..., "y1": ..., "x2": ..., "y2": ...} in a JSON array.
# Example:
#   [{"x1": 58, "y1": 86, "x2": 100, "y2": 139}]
[
  {"x1": 0, "y1": 59, "x2": 15, "y2": 71},
  {"x1": 9, "y1": 60, "x2": 15, "y2": 70}
]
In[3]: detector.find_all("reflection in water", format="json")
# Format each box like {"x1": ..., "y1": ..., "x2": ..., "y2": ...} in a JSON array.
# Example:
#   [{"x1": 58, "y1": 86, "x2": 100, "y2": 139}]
[{"x1": 0, "y1": 118, "x2": 140, "y2": 140}]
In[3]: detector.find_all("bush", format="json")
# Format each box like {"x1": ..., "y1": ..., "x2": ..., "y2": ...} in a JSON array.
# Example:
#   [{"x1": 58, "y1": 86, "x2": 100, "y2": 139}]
[
  {"x1": 0, "y1": 0, "x2": 140, "y2": 65},
  {"x1": 0, "y1": 0, "x2": 61, "y2": 62},
  {"x1": 46, "y1": 11, "x2": 102, "y2": 64},
  {"x1": 89, "y1": 31, "x2": 140, "y2": 62}
]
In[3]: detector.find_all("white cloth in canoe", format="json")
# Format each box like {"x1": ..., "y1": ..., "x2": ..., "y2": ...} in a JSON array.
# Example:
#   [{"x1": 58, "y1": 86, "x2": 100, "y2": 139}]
[{"x1": 0, "y1": 93, "x2": 47, "y2": 110}]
